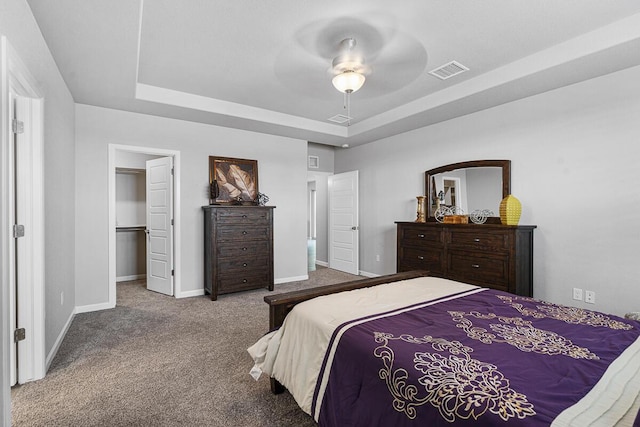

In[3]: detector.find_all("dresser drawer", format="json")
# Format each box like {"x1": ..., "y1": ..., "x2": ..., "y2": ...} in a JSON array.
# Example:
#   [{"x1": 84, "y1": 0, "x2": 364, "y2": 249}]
[
  {"x1": 447, "y1": 250, "x2": 509, "y2": 289},
  {"x1": 398, "y1": 225, "x2": 443, "y2": 247},
  {"x1": 216, "y1": 225, "x2": 271, "y2": 242},
  {"x1": 448, "y1": 229, "x2": 509, "y2": 251},
  {"x1": 216, "y1": 241, "x2": 270, "y2": 258},
  {"x1": 398, "y1": 246, "x2": 444, "y2": 274},
  {"x1": 214, "y1": 207, "x2": 271, "y2": 225},
  {"x1": 217, "y1": 256, "x2": 270, "y2": 272},
  {"x1": 217, "y1": 270, "x2": 272, "y2": 294}
]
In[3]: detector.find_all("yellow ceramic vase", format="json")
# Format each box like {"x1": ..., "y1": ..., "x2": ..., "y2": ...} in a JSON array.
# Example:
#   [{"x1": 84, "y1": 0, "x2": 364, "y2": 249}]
[{"x1": 499, "y1": 195, "x2": 522, "y2": 225}]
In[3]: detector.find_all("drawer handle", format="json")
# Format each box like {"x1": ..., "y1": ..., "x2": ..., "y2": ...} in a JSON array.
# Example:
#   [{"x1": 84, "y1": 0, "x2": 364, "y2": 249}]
[
  {"x1": 417, "y1": 234, "x2": 425, "y2": 238},
  {"x1": 242, "y1": 247, "x2": 248, "y2": 251},
  {"x1": 471, "y1": 264, "x2": 480, "y2": 268},
  {"x1": 417, "y1": 255, "x2": 425, "y2": 260},
  {"x1": 474, "y1": 238, "x2": 480, "y2": 242},
  {"x1": 242, "y1": 231, "x2": 248, "y2": 235},
  {"x1": 242, "y1": 263, "x2": 248, "y2": 267},
  {"x1": 242, "y1": 279, "x2": 248, "y2": 283},
  {"x1": 242, "y1": 215, "x2": 247, "y2": 218}
]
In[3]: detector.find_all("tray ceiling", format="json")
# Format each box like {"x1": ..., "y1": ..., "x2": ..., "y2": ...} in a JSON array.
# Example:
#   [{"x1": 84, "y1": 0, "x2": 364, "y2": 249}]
[{"x1": 26, "y1": 0, "x2": 640, "y2": 146}]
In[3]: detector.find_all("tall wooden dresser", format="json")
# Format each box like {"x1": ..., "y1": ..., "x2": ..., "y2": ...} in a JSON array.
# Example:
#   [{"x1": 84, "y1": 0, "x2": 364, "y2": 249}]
[
  {"x1": 203, "y1": 206, "x2": 275, "y2": 300},
  {"x1": 396, "y1": 222, "x2": 536, "y2": 296}
]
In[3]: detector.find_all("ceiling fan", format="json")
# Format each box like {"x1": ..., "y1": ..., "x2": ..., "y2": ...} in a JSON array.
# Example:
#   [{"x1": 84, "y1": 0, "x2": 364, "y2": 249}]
[
  {"x1": 331, "y1": 37, "x2": 369, "y2": 93},
  {"x1": 330, "y1": 37, "x2": 369, "y2": 125},
  {"x1": 274, "y1": 16, "x2": 428, "y2": 124}
]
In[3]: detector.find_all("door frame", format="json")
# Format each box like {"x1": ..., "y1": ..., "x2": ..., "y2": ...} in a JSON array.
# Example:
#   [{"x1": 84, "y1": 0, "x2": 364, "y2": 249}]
[
  {"x1": 5, "y1": 39, "x2": 46, "y2": 381},
  {"x1": 107, "y1": 144, "x2": 182, "y2": 307}
]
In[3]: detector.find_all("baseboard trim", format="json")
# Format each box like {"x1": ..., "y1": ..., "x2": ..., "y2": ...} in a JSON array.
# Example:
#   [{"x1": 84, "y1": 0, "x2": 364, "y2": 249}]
[
  {"x1": 275, "y1": 275, "x2": 309, "y2": 284},
  {"x1": 116, "y1": 274, "x2": 146, "y2": 282},
  {"x1": 175, "y1": 289, "x2": 204, "y2": 298},
  {"x1": 74, "y1": 301, "x2": 115, "y2": 314},
  {"x1": 359, "y1": 270, "x2": 380, "y2": 278},
  {"x1": 315, "y1": 260, "x2": 328, "y2": 267},
  {"x1": 45, "y1": 309, "x2": 75, "y2": 370}
]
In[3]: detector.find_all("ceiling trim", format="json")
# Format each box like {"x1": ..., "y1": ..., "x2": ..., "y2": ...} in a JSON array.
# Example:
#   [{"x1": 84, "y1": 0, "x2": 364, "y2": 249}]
[
  {"x1": 347, "y1": 12, "x2": 640, "y2": 138},
  {"x1": 135, "y1": 83, "x2": 349, "y2": 137},
  {"x1": 130, "y1": 6, "x2": 640, "y2": 146},
  {"x1": 134, "y1": 0, "x2": 347, "y2": 140}
]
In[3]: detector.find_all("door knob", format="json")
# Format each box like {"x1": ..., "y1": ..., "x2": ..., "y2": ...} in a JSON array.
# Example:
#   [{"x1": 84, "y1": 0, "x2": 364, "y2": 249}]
[{"x1": 351, "y1": 226, "x2": 359, "y2": 230}]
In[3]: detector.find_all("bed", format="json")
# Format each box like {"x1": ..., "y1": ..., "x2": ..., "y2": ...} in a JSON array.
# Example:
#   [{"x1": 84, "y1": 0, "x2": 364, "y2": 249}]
[{"x1": 248, "y1": 271, "x2": 640, "y2": 426}]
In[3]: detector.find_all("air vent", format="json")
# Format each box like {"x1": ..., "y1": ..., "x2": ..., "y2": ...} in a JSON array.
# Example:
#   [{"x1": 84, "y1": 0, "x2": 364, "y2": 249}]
[
  {"x1": 428, "y1": 61, "x2": 469, "y2": 80},
  {"x1": 308, "y1": 155, "x2": 319, "y2": 168},
  {"x1": 328, "y1": 114, "x2": 352, "y2": 124}
]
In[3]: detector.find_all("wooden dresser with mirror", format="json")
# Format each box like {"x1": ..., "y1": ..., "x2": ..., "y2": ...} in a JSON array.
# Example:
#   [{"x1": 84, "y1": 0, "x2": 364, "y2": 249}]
[{"x1": 396, "y1": 160, "x2": 536, "y2": 297}]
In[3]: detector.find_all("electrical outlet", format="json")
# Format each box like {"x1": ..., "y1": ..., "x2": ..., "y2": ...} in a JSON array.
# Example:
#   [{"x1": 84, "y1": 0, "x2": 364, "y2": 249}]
[
  {"x1": 572, "y1": 288, "x2": 583, "y2": 301},
  {"x1": 585, "y1": 290, "x2": 596, "y2": 304},
  {"x1": 60, "y1": 291, "x2": 64, "y2": 306},
  {"x1": 376, "y1": 254, "x2": 381, "y2": 262}
]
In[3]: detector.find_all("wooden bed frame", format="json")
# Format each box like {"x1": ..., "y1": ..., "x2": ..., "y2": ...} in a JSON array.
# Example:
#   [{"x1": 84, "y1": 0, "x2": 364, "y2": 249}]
[{"x1": 263, "y1": 270, "x2": 430, "y2": 393}]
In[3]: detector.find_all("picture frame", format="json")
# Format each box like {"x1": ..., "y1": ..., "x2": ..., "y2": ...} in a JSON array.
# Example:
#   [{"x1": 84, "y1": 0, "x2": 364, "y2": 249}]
[{"x1": 209, "y1": 156, "x2": 259, "y2": 204}]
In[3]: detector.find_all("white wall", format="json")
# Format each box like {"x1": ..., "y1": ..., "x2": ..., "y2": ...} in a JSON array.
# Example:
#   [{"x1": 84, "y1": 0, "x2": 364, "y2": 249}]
[
  {"x1": 75, "y1": 104, "x2": 308, "y2": 307},
  {"x1": 308, "y1": 142, "x2": 335, "y2": 173},
  {"x1": 115, "y1": 172, "x2": 146, "y2": 227},
  {"x1": 0, "y1": 0, "x2": 76, "y2": 393},
  {"x1": 336, "y1": 64, "x2": 640, "y2": 317}
]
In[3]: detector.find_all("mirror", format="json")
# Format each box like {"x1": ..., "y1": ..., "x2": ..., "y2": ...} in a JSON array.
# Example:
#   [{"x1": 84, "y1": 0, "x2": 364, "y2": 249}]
[{"x1": 425, "y1": 160, "x2": 510, "y2": 223}]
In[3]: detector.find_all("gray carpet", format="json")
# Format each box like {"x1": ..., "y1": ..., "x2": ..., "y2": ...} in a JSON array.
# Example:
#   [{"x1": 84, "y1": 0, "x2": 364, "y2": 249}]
[{"x1": 11, "y1": 267, "x2": 360, "y2": 426}]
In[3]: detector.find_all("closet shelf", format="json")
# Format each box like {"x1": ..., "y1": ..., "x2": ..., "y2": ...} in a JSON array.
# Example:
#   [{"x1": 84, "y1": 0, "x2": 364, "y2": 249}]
[{"x1": 116, "y1": 225, "x2": 146, "y2": 232}]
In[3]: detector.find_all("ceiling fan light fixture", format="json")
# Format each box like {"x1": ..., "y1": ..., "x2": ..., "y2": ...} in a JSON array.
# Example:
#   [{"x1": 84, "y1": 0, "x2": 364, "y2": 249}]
[{"x1": 332, "y1": 70, "x2": 366, "y2": 93}]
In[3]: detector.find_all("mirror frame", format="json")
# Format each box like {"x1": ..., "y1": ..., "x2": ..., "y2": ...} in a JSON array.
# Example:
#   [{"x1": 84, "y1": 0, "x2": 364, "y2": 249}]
[{"x1": 425, "y1": 160, "x2": 511, "y2": 223}]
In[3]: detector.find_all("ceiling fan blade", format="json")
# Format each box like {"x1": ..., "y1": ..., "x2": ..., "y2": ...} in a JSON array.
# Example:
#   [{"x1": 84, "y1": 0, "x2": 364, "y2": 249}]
[
  {"x1": 355, "y1": 34, "x2": 429, "y2": 97},
  {"x1": 274, "y1": 45, "x2": 336, "y2": 98},
  {"x1": 295, "y1": 15, "x2": 396, "y2": 60}
]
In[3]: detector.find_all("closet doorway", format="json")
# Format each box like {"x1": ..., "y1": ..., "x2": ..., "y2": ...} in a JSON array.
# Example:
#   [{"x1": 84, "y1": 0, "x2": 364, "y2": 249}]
[{"x1": 107, "y1": 145, "x2": 182, "y2": 307}]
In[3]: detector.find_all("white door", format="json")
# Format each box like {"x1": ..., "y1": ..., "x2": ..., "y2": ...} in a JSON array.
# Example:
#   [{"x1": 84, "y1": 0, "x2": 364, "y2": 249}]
[
  {"x1": 146, "y1": 157, "x2": 174, "y2": 295},
  {"x1": 12, "y1": 94, "x2": 42, "y2": 385},
  {"x1": 328, "y1": 171, "x2": 359, "y2": 275}
]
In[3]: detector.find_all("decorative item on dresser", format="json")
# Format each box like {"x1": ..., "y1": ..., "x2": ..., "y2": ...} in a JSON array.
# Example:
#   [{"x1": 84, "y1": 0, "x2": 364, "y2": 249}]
[
  {"x1": 202, "y1": 205, "x2": 275, "y2": 300},
  {"x1": 499, "y1": 194, "x2": 522, "y2": 225},
  {"x1": 415, "y1": 196, "x2": 426, "y2": 222},
  {"x1": 209, "y1": 156, "x2": 259, "y2": 204},
  {"x1": 396, "y1": 222, "x2": 536, "y2": 296}
]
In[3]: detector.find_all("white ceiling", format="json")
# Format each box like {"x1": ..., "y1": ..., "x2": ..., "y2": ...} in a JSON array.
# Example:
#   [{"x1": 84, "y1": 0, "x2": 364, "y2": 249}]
[{"x1": 26, "y1": 0, "x2": 640, "y2": 147}]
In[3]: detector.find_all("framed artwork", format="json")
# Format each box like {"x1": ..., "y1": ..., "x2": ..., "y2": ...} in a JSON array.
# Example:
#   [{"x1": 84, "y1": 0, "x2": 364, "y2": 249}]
[{"x1": 209, "y1": 156, "x2": 259, "y2": 204}]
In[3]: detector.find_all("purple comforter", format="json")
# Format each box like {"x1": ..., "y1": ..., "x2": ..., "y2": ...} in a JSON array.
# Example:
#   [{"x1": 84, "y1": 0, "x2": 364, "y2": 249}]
[{"x1": 313, "y1": 289, "x2": 639, "y2": 426}]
